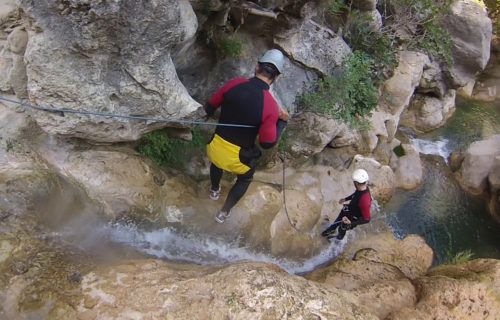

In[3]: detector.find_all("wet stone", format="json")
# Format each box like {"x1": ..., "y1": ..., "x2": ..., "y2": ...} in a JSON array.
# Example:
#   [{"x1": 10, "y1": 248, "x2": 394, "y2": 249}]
[
  {"x1": 68, "y1": 271, "x2": 82, "y2": 283},
  {"x1": 10, "y1": 260, "x2": 29, "y2": 275}
]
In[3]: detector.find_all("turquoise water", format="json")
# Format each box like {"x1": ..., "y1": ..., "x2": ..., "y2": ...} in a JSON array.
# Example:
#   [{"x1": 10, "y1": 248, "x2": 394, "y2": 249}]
[{"x1": 386, "y1": 98, "x2": 500, "y2": 264}]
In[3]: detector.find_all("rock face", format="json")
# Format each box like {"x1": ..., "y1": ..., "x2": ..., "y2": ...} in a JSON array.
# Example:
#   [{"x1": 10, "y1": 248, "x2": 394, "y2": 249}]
[
  {"x1": 19, "y1": 0, "x2": 200, "y2": 142},
  {"x1": 389, "y1": 259, "x2": 500, "y2": 320},
  {"x1": 74, "y1": 261, "x2": 377, "y2": 320},
  {"x1": 274, "y1": 19, "x2": 351, "y2": 75},
  {"x1": 285, "y1": 112, "x2": 357, "y2": 161},
  {"x1": 307, "y1": 233, "x2": 433, "y2": 319},
  {"x1": 400, "y1": 90, "x2": 456, "y2": 133},
  {"x1": 442, "y1": 0, "x2": 493, "y2": 87},
  {"x1": 0, "y1": 6, "x2": 29, "y2": 99},
  {"x1": 364, "y1": 51, "x2": 429, "y2": 152}
]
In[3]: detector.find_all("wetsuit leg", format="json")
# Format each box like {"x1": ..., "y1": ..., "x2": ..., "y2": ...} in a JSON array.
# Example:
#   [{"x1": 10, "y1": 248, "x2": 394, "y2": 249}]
[
  {"x1": 321, "y1": 211, "x2": 346, "y2": 237},
  {"x1": 221, "y1": 167, "x2": 255, "y2": 213},
  {"x1": 210, "y1": 163, "x2": 223, "y2": 191}
]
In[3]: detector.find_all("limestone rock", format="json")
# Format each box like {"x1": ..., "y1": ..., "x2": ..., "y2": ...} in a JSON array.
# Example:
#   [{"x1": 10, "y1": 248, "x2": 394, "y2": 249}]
[
  {"x1": 20, "y1": 0, "x2": 200, "y2": 142},
  {"x1": 307, "y1": 256, "x2": 417, "y2": 319},
  {"x1": 393, "y1": 143, "x2": 423, "y2": 190},
  {"x1": 389, "y1": 259, "x2": 500, "y2": 320},
  {"x1": 442, "y1": 0, "x2": 492, "y2": 87},
  {"x1": 0, "y1": 0, "x2": 17, "y2": 25},
  {"x1": 73, "y1": 260, "x2": 376, "y2": 320},
  {"x1": 364, "y1": 51, "x2": 430, "y2": 152},
  {"x1": 351, "y1": 155, "x2": 395, "y2": 202},
  {"x1": 274, "y1": 19, "x2": 351, "y2": 75},
  {"x1": 341, "y1": 233, "x2": 434, "y2": 279},
  {"x1": 455, "y1": 135, "x2": 500, "y2": 195},
  {"x1": 8, "y1": 54, "x2": 27, "y2": 98},
  {"x1": 400, "y1": 90, "x2": 456, "y2": 133},
  {"x1": 7, "y1": 26, "x2": 28, "y2": 54},
  {"x1": 286, "y1": 112, "x2": 353, "y2": 161},
  {"x1": 36, "y1": 140, "x2": 195, "y2": 222},
  {"x1": 419, "y1": 60, "x2": 447, "y2": 98},
  {"x1": 378, "y1": 51, "x2": 430, "y2": 116}
]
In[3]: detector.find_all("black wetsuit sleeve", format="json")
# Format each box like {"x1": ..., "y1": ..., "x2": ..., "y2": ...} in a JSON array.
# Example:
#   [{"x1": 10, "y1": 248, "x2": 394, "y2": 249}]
[
  {"x1": 344, "y1": 192, "x2": 355, "y2": 201},
  {"x1": 259, "y1": 119, "x2": 287, "y2": 149},
  {"x1": 204, "y1": 102, "x2": 216, "y2": 117}
]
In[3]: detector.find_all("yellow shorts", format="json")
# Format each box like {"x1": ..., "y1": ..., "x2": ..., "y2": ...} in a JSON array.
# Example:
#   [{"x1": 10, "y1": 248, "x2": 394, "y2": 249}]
[{"x1": 207, "y1": 134, "x2": 251, "y2": 175}]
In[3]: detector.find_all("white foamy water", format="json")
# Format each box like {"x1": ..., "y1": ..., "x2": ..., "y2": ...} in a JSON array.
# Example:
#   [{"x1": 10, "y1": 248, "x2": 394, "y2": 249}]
[
  {"x1": 101, "y1": 223, "x2": 347, "y2": 274},
  {"x1": 410, "y1": 138, "x2": 451, "y2": 161}
]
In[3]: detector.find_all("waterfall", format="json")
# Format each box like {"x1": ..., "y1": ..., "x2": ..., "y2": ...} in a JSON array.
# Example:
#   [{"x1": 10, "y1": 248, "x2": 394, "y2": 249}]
[{"x1": 410, "y1": 137, "x2": 451, "y2": 162}]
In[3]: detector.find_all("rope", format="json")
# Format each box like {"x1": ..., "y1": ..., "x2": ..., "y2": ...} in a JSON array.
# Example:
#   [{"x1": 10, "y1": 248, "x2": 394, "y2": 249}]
[
  {"x1": 279, "y1": 153, "x2": 301, "y2": 232},
  {"x1": 0, "y1": 96, "x2": 255, "y2": 128}
]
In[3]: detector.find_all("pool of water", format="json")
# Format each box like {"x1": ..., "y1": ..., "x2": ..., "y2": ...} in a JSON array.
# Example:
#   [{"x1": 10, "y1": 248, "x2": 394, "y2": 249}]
[{"x1": 386, "y1": 98, "x2": 500, "y2": 264}]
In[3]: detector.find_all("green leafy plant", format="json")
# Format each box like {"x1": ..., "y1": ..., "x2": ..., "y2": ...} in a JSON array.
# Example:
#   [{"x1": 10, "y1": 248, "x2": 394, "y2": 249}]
[
  {"x1": 137, "y1": 128, "x2": 206, "y2": 168},
  {"x1": 447, "y1": 249, "x2": 474, "y2": 264},
  {"x1": 329, "y1": 0, "x2": 349, "y2": 16},
  {"x1": 218, "y1": 36, "x2": 243, "y2": 58},
  {"x1": 384, "y1": 0, "x2": 454, "y2": 65},
  {"x1": 344, "y1": 9, "x2": 398, "y2": 82},
  {"x1": 300, "y1": 51, "x2": 379, "y2": 127}
]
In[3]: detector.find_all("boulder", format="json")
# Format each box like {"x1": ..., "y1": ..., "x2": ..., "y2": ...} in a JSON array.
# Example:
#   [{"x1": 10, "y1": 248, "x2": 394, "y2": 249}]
[
  {"x1": 389, "y1": 259, "x2": 500, "y2": 320},
  {"x1": 286, "y1": 112, "x2": 355, "y2": 161},
  {"x1": 393, "y1": 143, "x2": 423, "y2": 190},
  {"x1": 274, "y1": 19, "x2": 351, "y2": 75},
  {"x1": 400, "y1": 90, "x2": 456, "y2": 133},
  {"x1": 442, "y1": 0, "x2": 492, "y2": 87},
  {"x1": 455, "y1": 135, "x2": 500, "y2": 195},
  {"x1": 20, "y1": 0, "x2": 200, "y2": 142}
]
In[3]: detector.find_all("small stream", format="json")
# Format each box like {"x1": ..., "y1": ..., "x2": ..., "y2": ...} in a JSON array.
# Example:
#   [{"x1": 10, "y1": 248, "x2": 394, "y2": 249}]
[{"x1": 386, "y1": 98, "x2": 500, "y2": 264}]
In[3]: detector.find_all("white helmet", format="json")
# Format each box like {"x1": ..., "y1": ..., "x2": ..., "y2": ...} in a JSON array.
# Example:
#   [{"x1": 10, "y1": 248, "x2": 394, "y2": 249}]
[
  {"x1": 352, "y1": 169, "x2": 369, "y2": 184},
  {"x1": 258, "y1": 49, "x2": 284, "y2": 74}
]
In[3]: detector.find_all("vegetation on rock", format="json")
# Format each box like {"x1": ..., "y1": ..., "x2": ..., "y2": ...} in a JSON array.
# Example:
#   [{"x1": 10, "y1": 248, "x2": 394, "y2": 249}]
[{"x1": 137, "y1": 128, "x2": 206, "y2": 168}]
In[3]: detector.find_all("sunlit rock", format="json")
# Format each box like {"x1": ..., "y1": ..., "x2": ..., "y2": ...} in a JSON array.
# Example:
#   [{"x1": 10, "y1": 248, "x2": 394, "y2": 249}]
[
  {"x1": 442, "y1": 0, "x2": 492, "y2": 87},
  {"x1": 389, "y1": 259, "x2": 500, "y2": 320},
  {"x1": 19, "y1": 0, "x2": 200, "y2": 142}
]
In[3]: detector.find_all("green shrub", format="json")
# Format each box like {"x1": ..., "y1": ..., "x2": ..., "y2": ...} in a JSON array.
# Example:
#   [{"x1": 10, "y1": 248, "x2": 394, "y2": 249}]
[
  {"x1": 386, "y1": 0, "x2": 454, "y2": 65},
  {"x1": 344, "y1": 9, "x2": 398, "y2": 82},
  {"x1": 447, "y1": 249, "x2": 474, "y2": 264},
  {"x1": 138, "y1": 128, "x2": 206, "y2": 168},
  {"x1": 218, "y1": 36, "x2": 243, "y2": 58},
  {"x1": 329, "y1": 0, "x2": 349, "y2": 16},
  {"x1": 300, "y1": 51, "x2": 378, "y2": 127}
]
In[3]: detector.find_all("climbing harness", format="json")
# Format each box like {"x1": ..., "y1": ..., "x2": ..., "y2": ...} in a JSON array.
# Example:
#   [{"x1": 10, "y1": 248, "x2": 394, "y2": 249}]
[{"x1": 0, "y1": 96, "x2": 255, "y2": 128}]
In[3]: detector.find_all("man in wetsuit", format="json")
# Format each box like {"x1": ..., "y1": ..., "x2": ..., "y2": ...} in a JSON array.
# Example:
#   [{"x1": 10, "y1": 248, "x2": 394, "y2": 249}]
[
  {"x1": 204, "y1": 49, "x2": 289, "y2": 223},
  {"x1": 321, "y1": 169, "x2": 372, "y2": 240}
]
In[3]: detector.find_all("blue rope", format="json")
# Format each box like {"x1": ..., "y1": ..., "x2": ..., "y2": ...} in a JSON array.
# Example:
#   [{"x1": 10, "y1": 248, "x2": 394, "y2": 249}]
[{"x1": 0, "y1": 96, "x2": 255, "y2": 128}]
